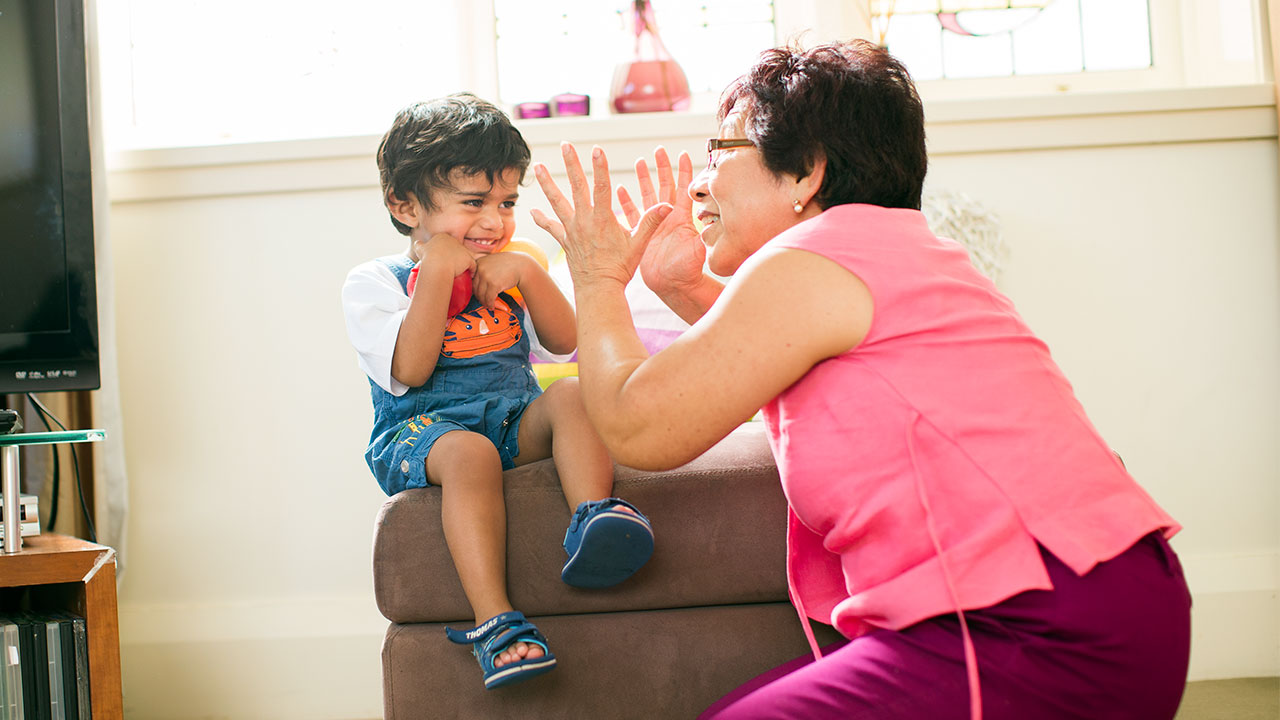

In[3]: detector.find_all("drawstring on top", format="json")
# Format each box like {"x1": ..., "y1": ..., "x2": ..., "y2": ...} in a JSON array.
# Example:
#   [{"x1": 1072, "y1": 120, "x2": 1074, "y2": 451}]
[
  {"x1": 782, "y1": 411, "x2": 983, "y2": 719},
  {"x1": 787, "y1": 509, "x2": 826, "y2": 661},
  {"x1": 908, "y1": 412, "x2": 982, "y2": 720}
]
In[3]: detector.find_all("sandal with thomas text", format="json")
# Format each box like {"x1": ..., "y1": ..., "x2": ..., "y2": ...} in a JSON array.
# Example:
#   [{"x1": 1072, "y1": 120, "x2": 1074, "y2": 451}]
[{"x1": 445, "y1": 611, "x2": 557, "y2": 690}]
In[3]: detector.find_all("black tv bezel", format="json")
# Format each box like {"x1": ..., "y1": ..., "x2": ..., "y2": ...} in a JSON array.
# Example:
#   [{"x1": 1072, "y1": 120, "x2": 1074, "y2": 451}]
[{"x1": 0, "y1": 0, "x2": 100, "y2": 394}]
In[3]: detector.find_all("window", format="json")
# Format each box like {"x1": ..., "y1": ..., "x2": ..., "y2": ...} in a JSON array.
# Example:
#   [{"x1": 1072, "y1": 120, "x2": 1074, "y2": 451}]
[
  {"x1": 877, "y1": 0, "x2": 1152, "y2": 80},
  {"x1": 99, "y1": 0, "x2": 778, "y2": 150},
  {"x1": 98, "y1": 0, "x2": 491, "y2": 148},
  {"x1": 96, "y1": 0, "x2": 1266, "y2": 150},
  {"x1": 493, "y1": 0, "x2": 776, "y2": 111},
  {"x1": 875, "y1": 0, "x2": 1265, "y2": 99}
]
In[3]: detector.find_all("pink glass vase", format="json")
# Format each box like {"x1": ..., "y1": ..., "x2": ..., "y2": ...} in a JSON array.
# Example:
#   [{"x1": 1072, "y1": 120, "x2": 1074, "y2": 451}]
[{"x1": 610, "y1": 0, "x2": 691, "y2": 114}]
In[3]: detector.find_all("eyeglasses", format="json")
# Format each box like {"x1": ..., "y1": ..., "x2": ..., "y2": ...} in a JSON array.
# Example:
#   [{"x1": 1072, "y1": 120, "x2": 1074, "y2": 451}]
[{"x1": 706, "y1": 138, "x2": 754, "y2": 168}]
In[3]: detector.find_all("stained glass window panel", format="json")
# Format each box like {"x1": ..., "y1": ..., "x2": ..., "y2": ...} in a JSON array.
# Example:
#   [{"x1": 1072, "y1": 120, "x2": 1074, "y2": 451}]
[
  {"x1": 1080, "y1": 0, "x2": 1151, "y2": 71},
  {"x1": 944, "y1": 7, "x2": 1040, "y2": 35},
  {"x1": 887, "y1": 13, "x2": 945, "y2": 80},
  {"x1": 1011, "y1": 1, "x2": 1082, "y2": 75},
  {"x1": 882, "y1": 1, "x2": 1152, "y2": 82},
  {"x1": 941, "y1": 30, "x2": 1013, "y2": 78}
]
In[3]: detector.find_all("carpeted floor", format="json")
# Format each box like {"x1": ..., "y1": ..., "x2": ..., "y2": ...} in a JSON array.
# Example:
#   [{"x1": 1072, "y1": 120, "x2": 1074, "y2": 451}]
[
  {"x1": 352, "y1": 676, "x2": 1278, "y2": 719},
  {"x1": 1174, "y1": 677, "x2": 1279, "y2": 720}
]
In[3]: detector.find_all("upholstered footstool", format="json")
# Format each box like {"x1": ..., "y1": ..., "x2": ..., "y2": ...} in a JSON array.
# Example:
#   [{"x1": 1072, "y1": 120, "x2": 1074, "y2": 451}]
[{"x1": 373, "y1": 422, "x2": 841, "y2": 719}]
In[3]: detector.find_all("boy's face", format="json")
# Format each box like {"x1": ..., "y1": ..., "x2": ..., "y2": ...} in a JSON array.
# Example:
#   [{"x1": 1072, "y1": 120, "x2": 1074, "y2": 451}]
[{"x1": 395, "y1": 167, "x2": 521, "y2": 258}]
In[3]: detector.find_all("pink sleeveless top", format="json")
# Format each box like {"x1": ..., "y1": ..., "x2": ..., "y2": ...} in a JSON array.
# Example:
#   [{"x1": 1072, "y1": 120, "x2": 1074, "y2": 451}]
[{"x1": 761, "y1": 204, "x2": 1178, "y2": 650}]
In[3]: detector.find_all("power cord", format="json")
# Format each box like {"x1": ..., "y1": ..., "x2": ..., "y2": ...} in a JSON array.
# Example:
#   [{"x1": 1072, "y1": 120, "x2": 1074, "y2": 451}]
[
  {"x1": 26, "y1": 400, "x2": 62, "y2": 529},
  {"x1": 25, "y1": 394, "x2": 97, "y2": 542}
]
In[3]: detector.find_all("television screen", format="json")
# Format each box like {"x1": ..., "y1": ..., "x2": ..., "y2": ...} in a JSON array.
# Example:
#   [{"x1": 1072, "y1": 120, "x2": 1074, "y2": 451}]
[{"x1": 0, "y1": 0, "x2": 99, "y2": 394}]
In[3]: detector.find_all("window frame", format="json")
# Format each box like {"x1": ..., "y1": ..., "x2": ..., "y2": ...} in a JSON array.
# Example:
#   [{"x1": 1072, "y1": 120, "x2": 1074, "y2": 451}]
[
  {"x1": 897, "y1": 0, "x2": 1269, "y2": 102},
  {"x1": 93, "y1": 0, "x2": 1270, "y2": 152}
]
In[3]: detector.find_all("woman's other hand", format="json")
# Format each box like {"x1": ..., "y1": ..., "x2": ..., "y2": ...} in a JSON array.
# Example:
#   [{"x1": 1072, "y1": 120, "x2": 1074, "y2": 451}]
[
  {"x1": 531, "y1": 142, "x2": 672, "y2": 292},
  {"x1": 617, "y1": 147, "x2": 706, "y2": 296}
]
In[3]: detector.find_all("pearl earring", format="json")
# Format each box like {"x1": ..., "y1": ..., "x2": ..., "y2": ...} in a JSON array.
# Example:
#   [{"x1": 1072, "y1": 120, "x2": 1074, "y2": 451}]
[{"x1": 793, "y1": 199, "x2": 804, "y2": 214}]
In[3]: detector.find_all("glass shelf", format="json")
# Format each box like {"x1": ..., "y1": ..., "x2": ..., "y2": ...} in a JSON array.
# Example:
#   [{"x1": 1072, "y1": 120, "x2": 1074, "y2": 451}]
[
  {"x1": 0, "y1": 429, "x2": 106, "y2": 446},
  {"x1": 2, "y1": 429, "x2": 106, "y2": 553}
]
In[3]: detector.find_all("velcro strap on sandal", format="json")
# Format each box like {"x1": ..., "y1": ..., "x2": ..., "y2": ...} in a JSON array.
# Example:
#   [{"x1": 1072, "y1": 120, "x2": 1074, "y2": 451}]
[
  {"x1": 481, "y1": 623, "x2": 549, "y2": 658},
  {"x1": 567, "y1": 497, "x2": 648, "y2": 534},
  {"x1": 445, "y1": 611, "x2": 528, "y2": 646}
]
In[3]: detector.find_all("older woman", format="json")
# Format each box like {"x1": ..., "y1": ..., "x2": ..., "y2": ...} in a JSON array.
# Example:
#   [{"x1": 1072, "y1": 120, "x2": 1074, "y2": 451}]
[{"x1": 532, "y1": 40, "x2": 1190, "y2": 720}]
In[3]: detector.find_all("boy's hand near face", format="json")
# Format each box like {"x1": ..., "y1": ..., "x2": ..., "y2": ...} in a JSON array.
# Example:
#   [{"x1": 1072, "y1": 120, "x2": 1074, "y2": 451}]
[
  {"x1": 392, "y1": 233, "x2": 476, "y2": 387},
  {"x1": 477, "y1": 247, "x2": 578, "y2": 355},
  {"x1": 473, "y1": 251, "x2": 534, "y2": 308},
  {"x1": 413, "y1": 233, "x2": 476, "y2": 279}
]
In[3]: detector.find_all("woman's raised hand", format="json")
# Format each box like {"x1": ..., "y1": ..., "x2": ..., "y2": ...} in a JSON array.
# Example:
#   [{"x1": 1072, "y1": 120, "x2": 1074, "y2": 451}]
[
  {"x1": 531, "y1": 142, "x2": 672, "y2": 291},
  {"x1": 616, "y1": 148, "x2": 706, "y2": 296}
]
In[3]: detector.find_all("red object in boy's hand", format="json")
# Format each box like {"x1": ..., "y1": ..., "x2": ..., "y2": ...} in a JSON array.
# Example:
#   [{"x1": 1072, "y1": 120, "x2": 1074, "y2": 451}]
[
  {"x1": 447, "y1": 272, "x2": 473, "y2": 316},
  {"x1": 406, "y1": 266, "x2": 474, "y2": 317}
]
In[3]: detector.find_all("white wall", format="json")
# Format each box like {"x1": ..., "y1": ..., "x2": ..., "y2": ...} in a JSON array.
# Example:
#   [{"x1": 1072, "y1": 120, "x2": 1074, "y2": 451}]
[{"x1": 104, "y1": 87, "x2": 1279, "y2": 718}]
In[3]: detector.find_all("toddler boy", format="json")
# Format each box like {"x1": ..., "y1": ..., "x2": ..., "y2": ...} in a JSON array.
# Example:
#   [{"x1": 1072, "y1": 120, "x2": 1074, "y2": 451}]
[{"x1": 341, "y1": 94, "x2": 654, "y2": 689}]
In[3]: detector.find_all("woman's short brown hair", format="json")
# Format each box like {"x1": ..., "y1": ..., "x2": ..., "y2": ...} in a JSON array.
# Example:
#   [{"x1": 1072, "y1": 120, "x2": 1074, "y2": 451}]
[{"x1": 720, "y1": 40, "x2": 927, "y2": 210}]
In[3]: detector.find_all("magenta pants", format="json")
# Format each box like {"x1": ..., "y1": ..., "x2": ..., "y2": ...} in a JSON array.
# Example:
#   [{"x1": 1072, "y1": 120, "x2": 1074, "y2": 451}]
[{"x1": 700, "y1": 532, "x2": 1192, "y2": 720}]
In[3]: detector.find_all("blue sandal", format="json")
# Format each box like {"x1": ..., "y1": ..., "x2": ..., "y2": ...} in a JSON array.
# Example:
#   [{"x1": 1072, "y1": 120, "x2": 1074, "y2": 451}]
[
  {"x1": 561, "y1": 498, "x2": 654, "y2": 588},
  {"x1": 445, "y1": 611, "x2": 557, "y2": 690}
]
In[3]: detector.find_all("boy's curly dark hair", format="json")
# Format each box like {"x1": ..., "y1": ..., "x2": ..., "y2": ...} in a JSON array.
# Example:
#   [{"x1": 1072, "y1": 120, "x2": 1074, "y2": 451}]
[
  {"x1": 719, "y1": 40, "x2": 927, "y2": 210},
  {"x1": 377, "y1": 93, "x2": 532, "y2": 236}
]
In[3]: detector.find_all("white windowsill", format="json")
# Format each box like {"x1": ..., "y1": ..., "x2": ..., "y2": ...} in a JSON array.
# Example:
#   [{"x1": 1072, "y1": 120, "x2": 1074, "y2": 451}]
[{"x1": 105, "y1": 83, "x2": 1277, "y2": 203}]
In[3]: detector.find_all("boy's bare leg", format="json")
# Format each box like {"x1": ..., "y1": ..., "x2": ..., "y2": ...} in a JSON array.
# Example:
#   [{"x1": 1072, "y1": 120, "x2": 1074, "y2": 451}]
[
  {"x1": 428, "y1": 429, "x2": 542, "y2": 668},
  {"x1": 512, "y1": 377, "x2": 616, "y2": 510},
  {"x1": 516, "y1": 378, "x2": 650, "y2": 588}
]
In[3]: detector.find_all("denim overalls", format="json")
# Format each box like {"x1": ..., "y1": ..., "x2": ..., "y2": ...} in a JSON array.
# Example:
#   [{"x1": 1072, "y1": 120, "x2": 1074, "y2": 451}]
[{"x1": 365, "y1": 254, "x2": 542, "y2": 495}]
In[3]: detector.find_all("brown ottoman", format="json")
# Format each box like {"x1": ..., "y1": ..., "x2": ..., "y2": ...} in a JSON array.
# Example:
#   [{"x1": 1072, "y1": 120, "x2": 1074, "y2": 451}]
[{"x1": 373, "y1": 422, "x2": 841, "y2": 719}]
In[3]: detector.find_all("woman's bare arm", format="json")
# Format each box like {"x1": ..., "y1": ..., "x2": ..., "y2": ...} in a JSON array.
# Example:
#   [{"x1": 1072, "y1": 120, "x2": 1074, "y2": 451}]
[
  {"x1": 534, "y1": 143, "x2": 871, "y2": 470},
  {"x1": 572, "y1": 246, "x2": 870, "y2": 469}
]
